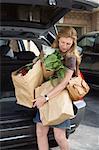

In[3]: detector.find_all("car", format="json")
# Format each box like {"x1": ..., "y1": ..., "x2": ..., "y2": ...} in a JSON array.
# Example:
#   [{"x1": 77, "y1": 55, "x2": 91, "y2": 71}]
[
  {"x1": 78, "y1": 31, "x2": 99, "y2": 90},
  {"x1": 0, "y1": 0, "x2": 98, "y2": 149}
]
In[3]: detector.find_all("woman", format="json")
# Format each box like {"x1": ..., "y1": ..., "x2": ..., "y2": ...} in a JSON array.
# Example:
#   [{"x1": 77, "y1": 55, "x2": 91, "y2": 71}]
[{"x1": 33, "y1": 26, "x2": 81, "y2": 150}]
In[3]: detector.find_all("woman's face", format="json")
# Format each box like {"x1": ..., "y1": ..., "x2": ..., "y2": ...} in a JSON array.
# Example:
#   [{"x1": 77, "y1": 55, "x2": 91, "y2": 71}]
[{"x1": 58, "y1": 37, "x2": 73, "y2": 53}]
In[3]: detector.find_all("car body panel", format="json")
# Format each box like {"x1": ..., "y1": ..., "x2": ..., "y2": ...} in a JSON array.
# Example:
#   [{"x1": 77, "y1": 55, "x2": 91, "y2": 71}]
[
  {"x1": 72, "y1": 0, "x2": 99, "y2": 10},
  {"x1": 78, "y1": 32, "x2": 99, "y2": 89}
]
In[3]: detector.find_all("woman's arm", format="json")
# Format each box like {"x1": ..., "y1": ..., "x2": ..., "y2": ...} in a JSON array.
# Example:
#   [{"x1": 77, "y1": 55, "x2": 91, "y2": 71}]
[
  {"x1": 42, "y1": 55, "x2": 76, "y2": 99},
  {"x1": 46, "y1": 68, "x2": 73, "y2": 99},
  {"x1": 33, "y1": 68, "x2": 74, "y2": 108}
]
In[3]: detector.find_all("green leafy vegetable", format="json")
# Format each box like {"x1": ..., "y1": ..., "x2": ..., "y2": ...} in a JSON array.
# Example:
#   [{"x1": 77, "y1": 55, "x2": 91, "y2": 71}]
[{"x1": 43, "y1": 49, "x2": 66, "y2": 79}]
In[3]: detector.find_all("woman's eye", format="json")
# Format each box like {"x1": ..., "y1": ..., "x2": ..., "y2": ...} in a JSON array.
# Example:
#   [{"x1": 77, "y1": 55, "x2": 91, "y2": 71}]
[{"x1": 67, "y1": 43, "x2": 71, "y2": 45}]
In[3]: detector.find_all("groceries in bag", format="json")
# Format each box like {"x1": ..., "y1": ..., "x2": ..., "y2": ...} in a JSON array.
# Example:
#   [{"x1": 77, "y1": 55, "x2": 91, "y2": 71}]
[{"x1": 12, "y1": 60, "x2": 43, "y2": 108}]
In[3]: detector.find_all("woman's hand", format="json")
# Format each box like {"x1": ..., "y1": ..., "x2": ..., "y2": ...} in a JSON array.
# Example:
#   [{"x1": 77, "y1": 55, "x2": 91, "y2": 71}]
[{"x1": 33, "y1": 96, "x2": 46, "y2": 109}]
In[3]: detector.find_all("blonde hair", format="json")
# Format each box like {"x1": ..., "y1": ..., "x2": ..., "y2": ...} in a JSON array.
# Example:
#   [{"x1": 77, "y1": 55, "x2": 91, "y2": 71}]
[{"x1": 52, "y1": 26, "x2": 81, "y2": 65}]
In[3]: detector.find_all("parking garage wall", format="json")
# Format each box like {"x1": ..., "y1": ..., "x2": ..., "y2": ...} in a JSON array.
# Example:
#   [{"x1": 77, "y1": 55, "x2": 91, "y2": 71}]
[{"x1": 58, "y1": 9, "x2": 99, "y2": 36}]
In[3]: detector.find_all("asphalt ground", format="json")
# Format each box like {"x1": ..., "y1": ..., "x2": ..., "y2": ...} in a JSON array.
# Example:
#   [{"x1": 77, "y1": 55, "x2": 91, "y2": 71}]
[{"x1": 51, "y1": 90, "x2": 99, "y2": 150}]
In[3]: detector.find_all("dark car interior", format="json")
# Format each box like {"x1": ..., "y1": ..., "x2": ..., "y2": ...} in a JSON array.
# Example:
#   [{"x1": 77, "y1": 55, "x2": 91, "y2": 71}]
[{"x1": 0, "y1": 38, "x2": 48, "y2": 97}]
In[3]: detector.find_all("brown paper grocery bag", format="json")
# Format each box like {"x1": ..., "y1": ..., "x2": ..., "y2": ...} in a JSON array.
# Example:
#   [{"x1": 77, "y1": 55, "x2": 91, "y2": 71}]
[
  {"x1": 35, "y1": 80, "x2": 74, "y2": 126},
  {"x1": 12, "y1": 60, "x2": 43, "y2": 108}
]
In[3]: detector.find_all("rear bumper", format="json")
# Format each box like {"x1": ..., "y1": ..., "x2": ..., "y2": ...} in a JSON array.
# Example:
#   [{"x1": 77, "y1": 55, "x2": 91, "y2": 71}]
[
  {"x1": 67, "y1": 100, "x2": 86, "y2": 136},
  {"x1": 0, "y1": 119, "x2": 56, "y2": 150},
  {"x1": 0, "y1": 97, "x2": 56, "y2": 150},
  {"x1": 72, "y1": 100, "x2": 86, "y2": 126}
]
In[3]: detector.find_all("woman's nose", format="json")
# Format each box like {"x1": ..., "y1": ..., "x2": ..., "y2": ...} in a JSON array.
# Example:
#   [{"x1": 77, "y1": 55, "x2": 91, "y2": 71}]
[{"x1": 63, "y1": 43, "x2": 67, "y2": 48}]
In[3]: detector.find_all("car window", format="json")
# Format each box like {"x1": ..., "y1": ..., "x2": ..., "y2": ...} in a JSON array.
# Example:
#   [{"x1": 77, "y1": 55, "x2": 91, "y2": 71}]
[
  {"x1": 22, "y1": 40, "x2": 40, "y2": 56},
  {"x1": 0, "y1": 39, "x2": 40, "y2": 57},
  {"x1": 78, "y1": 36, "x2": 96, "y2": 52},
  {"x1": 79, "y1": 35, "x2": 99, "y2": 72}
]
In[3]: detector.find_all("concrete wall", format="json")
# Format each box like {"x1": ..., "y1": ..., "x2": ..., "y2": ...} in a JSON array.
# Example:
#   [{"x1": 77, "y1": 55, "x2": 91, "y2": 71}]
[
  {"x1": 92, "y1": 8, "x2": 99, "y2": 31},
  {"x1": 57, "y1": 8, "x2": 99, "y2": 35}
]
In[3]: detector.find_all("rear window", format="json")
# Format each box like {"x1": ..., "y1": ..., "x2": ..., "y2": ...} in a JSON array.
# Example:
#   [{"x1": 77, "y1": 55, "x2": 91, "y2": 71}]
[
  {"x1": 78, "y1": 36, "x2": 96, "y2": 50},
  {"x1": 78, "y1": 34, "x2": 99, "y2": 54}
]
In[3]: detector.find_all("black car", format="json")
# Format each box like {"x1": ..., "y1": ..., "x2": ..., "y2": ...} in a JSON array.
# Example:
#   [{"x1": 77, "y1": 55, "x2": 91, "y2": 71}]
[
  {"x1": 78, "y1": 31, "x2": 99, "y2": 90},
  {"x1": 0, "y1": 0, "x2": 98, "y2": 149}
]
